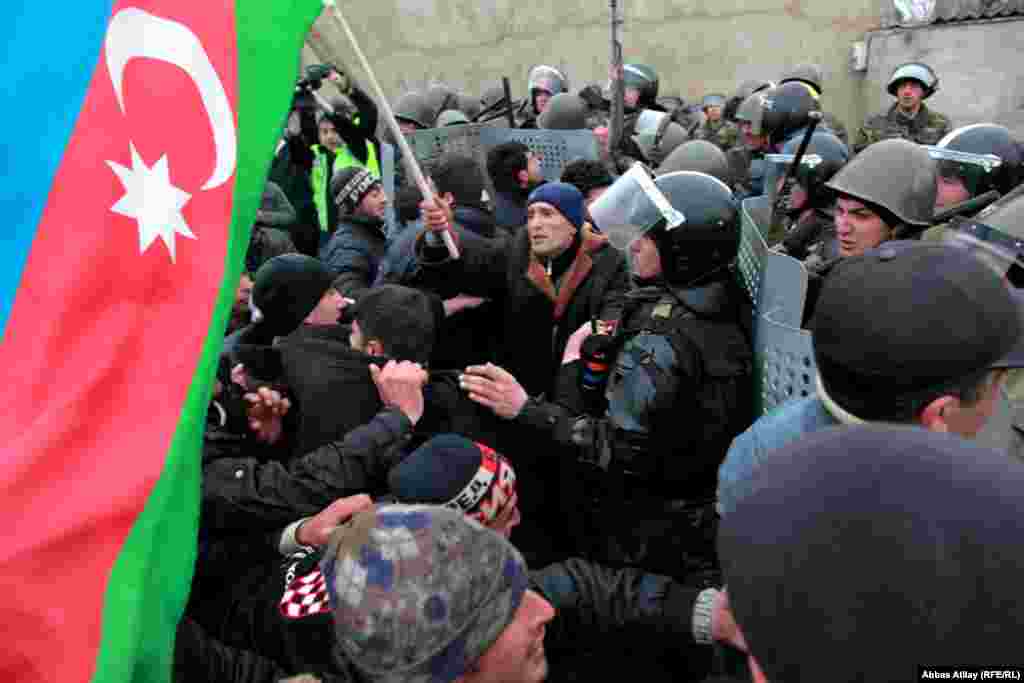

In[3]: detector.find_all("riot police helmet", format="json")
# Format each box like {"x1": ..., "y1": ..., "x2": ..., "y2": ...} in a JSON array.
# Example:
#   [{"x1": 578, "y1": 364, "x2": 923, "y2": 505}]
[
  {"x1": 780, "y1": 63, "x2": 825, "y2": 95},
  {"x1": 538, "y1": 93, "x2": 589, "y2": 130},
  {"x1": 826, "y1": 138, "x2": 937, "y2": 228},
  {"x1": 623, "y1": 63, "x2": 660, "y2": 108},
  {"x1": 936, "y1": 123, "x2": 1023, "y2": 197},
  {"x1": 656, "y1": 139, "x2": 733, "y2": 187},
  {"x1": 887, "y1": 62, "x2": 939, "y2": 99}
]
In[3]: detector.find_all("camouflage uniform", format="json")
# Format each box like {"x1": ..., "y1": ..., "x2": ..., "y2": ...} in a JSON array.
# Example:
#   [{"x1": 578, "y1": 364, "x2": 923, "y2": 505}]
[
  {"x1": 854, "y1": 103, "x2": 952, "y2": 154},
  {"x1": 697, "y1": 119, "x2": 739, "y2": 152}
]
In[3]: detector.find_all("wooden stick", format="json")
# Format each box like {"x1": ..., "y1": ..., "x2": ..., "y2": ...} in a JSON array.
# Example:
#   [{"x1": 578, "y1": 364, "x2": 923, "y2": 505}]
[{"x1": 322, "y1": 0, "x2": 459, "y2": 258}]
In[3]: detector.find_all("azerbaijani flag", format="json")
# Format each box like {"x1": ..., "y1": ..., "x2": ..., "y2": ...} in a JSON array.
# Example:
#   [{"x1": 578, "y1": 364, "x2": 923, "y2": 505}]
[{"x1": 0, "y1": 1, "x2": 321, "y2": 680}]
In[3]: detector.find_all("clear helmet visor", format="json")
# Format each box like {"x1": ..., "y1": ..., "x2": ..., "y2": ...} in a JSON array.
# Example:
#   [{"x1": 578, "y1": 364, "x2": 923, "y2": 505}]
[
  {"x1": 927, "y1": 146, "x2": 1003, "y2": 197},
  {"x1": 764, "y1": 153, "x2": 825, "y2": 208},
  {"x1": 735, "y1": 92, "x2": 767, "y2": 135},
  {"x1": 589, "y1": 163, "x2": 686, "y2": 250},
  {"x1": 528, "y1": 66, "x2": 565, "y2": 95},
  {"x1": 941, "y1": 217, "x2": 1024, "y2": 278},
  {"x1": 924, "y1": 146, "x2": 1003, "y2": 173}
]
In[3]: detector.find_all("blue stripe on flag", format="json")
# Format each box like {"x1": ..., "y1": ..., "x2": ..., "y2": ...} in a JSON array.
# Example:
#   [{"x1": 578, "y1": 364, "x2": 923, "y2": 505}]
[{"x1": 0, "y1": 2, "x2": 114, "y2": 335}]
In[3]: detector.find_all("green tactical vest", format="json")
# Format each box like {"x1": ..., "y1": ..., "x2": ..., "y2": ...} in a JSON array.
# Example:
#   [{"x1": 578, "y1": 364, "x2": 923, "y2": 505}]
[{"x1": 311, "y1": 141, "x2": 380, "y2": 231}]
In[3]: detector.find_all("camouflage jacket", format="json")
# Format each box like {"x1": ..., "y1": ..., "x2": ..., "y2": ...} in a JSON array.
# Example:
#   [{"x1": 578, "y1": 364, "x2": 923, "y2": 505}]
[
  {"x1": 697, "y1": 119, "x2": 739, "y2": 152},
  {"x1": 854, "y1": 103, "x2": 952, "y2": 154}
]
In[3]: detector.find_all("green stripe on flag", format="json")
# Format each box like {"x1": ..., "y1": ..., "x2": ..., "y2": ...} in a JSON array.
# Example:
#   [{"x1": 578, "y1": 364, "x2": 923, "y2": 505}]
[{"x1": 91, "y1": 3, "x2": 323, "y2": 681}]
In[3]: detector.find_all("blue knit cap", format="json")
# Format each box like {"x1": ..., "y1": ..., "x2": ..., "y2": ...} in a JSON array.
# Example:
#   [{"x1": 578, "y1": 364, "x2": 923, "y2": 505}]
[
  {"x1": 528, "y1": 182, "x2": 585, "y2": 229},
  {"x1": 389, "y1": 435, "x2": 518, "y2": 525}
]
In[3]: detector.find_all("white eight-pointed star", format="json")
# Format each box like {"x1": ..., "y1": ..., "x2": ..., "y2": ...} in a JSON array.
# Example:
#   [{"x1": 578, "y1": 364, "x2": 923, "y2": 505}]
[{"x1": 107, "y1": 143, "x2": 195, "y2": 262}]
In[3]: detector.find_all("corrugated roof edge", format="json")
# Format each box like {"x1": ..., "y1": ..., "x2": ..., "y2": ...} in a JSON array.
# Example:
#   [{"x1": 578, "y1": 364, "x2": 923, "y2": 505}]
[{"x1": 880, "y1": 0, "x2": 1024, "y2": 28}]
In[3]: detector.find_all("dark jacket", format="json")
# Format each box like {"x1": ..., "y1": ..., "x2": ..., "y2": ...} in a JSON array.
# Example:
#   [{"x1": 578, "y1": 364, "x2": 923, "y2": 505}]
[
  {"x1": 174, "y1": 617, "x2": 319, "y2": 683},
  {"x1": 246, "y1": 182, "x2": 299, "y2": 273},
  {"x1": 726, "y1": 146, "x2": 767, "y2": 200},
  {"x1": 515, "y1": 277, "x2": 753, "y2": 578},
  {"x1": 377, "y1": 205, "x2": 504, "y2": 369},
  {"x1": 272, "y1": 324, "x2": 498, "y2": 460},
  {"x1": 276, "y1": 324, "x2": 387, "y2": 458},
  {"x1": 187, "y1": 542, "x2": 705, "y2": 683},
  {"x1": 201, "y1": 406, "x2": 414, "y2": 536},
  {"x1": 376, "y1": 205, "x2": 499, "y2": 284},
  {"x1": 519, "y1": 277, "x2": 753, "y2": 490},
  {"x1": 413, "y1": 224, "x2": 630, "y2": 398},
  {"x1": 319, "y1": 214, "x2": 388, "y2": 300},
  {"x1": 781, "y1": 207, "x2": 838, "y2": 262},
  {"x1": 492, "y1": 188, "x2": 530, "y2": 231}
]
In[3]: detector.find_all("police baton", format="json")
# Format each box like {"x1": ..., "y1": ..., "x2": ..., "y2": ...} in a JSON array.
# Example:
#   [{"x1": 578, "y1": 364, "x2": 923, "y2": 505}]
[
  {"x1": 502, "y1": 77, "x2": 516, "y2": 128},
  {"x1": 768, "y1": 111, "x2": 822, "y2": 242},
  {"x1": 323, "y1": 0, "x2": 460, "y2": 259}
]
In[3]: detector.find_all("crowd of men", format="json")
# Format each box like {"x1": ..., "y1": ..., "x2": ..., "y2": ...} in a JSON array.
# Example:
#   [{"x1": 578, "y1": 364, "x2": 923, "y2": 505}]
[{"x1": 180, "y1": 55, "x2": 1024, "y2": 683}]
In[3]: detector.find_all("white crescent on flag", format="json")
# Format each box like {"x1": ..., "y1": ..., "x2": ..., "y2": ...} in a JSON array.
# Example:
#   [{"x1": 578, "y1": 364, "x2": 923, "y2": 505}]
[{"x1": 105, "y1": 7, "x2": 237, "y2": 191}]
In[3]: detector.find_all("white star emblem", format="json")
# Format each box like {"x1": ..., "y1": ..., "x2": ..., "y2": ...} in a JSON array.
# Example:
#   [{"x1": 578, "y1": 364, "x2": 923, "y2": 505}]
[{"x1": 107, "y1": 142, "x2": 195, "y2": 262}]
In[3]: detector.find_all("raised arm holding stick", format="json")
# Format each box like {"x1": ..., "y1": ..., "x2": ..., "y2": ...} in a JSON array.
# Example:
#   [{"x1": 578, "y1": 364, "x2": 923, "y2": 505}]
[{"x1": 322, "y1": 0, "x2": 459, "y2": 259}]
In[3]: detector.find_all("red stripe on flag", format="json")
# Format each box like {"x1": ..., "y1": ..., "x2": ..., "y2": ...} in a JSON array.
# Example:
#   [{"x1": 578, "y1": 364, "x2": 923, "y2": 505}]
[{"x1": 0, "y1": 1, "x2": 238, "y2": 679}]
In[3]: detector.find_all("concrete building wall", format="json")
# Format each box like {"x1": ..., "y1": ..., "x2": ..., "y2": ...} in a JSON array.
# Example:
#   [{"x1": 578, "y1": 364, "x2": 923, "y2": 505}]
[
  {"x1": 861, "y1": 18, "x2": 1024, "y2": 138},
  {"x1": 304, "y1": 0, "x2": 883, "y2": 138}
]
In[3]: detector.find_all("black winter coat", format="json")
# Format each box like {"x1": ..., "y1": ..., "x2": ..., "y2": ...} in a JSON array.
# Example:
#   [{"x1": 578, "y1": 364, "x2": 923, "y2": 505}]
[
  {"x1": 378, "y1": 205, "x2": 504, "y2": 369},
  {"x1": 413, "y1": 225, "x2": 630, "y2": 398},
  {"x1": 181, "y1": 541, "x2": 706, "y2": 683},
  {"x1": 201, "y1": 407, "x2": 414, "y2": 536},
  {"x1": 273, "y1": 324, "x2": 500, "y2": 460}
]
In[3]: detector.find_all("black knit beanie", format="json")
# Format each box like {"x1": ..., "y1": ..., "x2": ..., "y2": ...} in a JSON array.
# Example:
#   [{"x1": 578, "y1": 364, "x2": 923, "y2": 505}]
[{"x1": 251, "y1": 254, "x2": 335, "y2": 338}]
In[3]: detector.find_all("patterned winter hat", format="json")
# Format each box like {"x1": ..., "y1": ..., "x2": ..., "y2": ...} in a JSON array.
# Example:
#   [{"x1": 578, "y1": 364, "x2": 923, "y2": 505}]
[
  {"x1": 331, "y1": 167, "x2": 381, "y2": 215},
  {"x1": 389, "y1": 435, "x2": 518, "y2": 526},
  {"x1": 321, "y1": 505, "x2": 528, "y2": 683}
]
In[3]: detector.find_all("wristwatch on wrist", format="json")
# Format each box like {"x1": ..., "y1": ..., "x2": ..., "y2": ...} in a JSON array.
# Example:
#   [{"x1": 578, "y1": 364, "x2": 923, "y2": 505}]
[{"x1": 693, "y1": 587, "x2": 721, "y2": 645}]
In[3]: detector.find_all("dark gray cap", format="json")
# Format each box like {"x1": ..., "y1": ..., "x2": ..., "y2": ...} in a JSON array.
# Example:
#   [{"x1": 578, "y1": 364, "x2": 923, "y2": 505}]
[{"x1": 721, "y1": 424, "x2": 1024, "y2": 682}]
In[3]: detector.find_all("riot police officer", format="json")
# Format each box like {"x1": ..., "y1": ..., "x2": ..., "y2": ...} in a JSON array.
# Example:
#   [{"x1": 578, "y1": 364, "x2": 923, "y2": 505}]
[
  {"x1": 778, "y1": 63, "x2": 849, "y2": 145},
  {"x1": 422, "y1": 84, "x2": 461, "y2": 127},
  {"x1": 932, "y1": 123, "x2": 1023, "y2": 210},
  {"x1": 537, "y1": 93, "x2": 590, "y2": 130},
  {"x1": 731, "y1": 81, "x2": 832, "y2": 210},
  {"x1": 802, "y1": 138, "x2": 937, "y2": 322},
  {"x1": 774, "y1": 133, "x2": 850, "y2": 261},
  {"x1": 457, "y1": 168, "x2": 754, "y2": 584},
  {"x1": 519, "y1": 64, "x2": 570, "y2": 128},
  {"x1": 723, "y1": 78, "x2": 773, "y2": 124},
  {"x1": 393, "y1": 91, "x2": 433, "y2": 135},
  {"x1": 630, "y1": 109, "x2": 690, "y2": 167},
  {"x1": 854, "y1": 62, "x2": 952, "y2": 153},
  {"x1": 656, "y1": 139, "x2": 733, "y2": 187},
  {"x1": 603, "y1": 64, "x2": 669, "y2": 172},
  {"x1": 623, "y1": 63, "x2": 661, "y2": 111}
]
